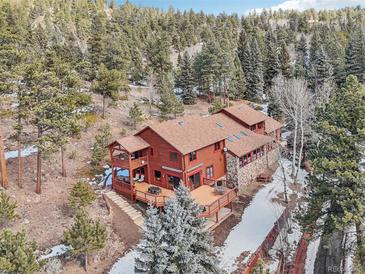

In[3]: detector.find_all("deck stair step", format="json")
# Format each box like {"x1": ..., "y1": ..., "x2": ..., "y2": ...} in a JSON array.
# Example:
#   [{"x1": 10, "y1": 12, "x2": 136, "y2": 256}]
[{"x1": 104, "y1": 191, "x2": 145, "y2": 230}]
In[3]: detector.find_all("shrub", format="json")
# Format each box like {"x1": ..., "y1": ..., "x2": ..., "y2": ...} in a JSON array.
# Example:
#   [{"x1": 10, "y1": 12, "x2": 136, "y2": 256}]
[
  {"x1": 0, "y1": 230, "x2": 43, "y2": 273},
  {"x1": 69, "y1": 180, "x2": 96, "y2": 210},
  {"x1": 0, "y1": 192, "x2": 17, "y2": 227}
]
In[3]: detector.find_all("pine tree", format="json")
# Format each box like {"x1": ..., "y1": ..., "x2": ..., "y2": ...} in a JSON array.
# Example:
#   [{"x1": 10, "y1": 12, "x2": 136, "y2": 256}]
[
  {"x1": 90, "y1": 124, "x2": 112, "y2": 172},
  {"x1": 69, "y1": 180, "x2": 96, "y2": 210},
  {"x1": 240, "y1": 36, "x2": 264, "y2": 102},
  {"x1": 64, "y1": 209, "x2": 107, "y2": 272},
  {"x1": 157, "y1": 73, "x2": 184, "y2": 118},
  {"x1": 303, "y1": 75, "x2": 365, "y2": 270},
  {"x1": 0, "y1": 230, "x2": 43, "y2": 273},
  {"x1": 249, "y1": 37, "x2": 264, "y2": 101},
  {"x1": 89, "y1": 13, "x2": 107, "y2": 77},
  {"x1": 178, "y1": 52, "x2": 196, "y2": 105},
  {"x1": 162, "y1": 186, "x2": 219, "y2": 273},
  {"x1": 279, "y1": 40, "x2": 292, "y2": 78},
  {"x1": 312, "y1": 46, "x2": 334, "y2": 88},
  {"x1": 264, "y1": 39, "x2": 280, "y2": 93},
  {"x1": 23, "y1": 59, "x2": 84, "y2": 194},
  {"x1": 146, "y1": 33, "x2": 173, "y2": 76},
  {"x1": 129, "y1": 103, "x2": 144, "y2": 128},
  {"x1": 295, "y1": 34, "x2": 309, "y2": 78},
  {"x1": 92, "y1": 64, "x2": 129, "y2": 119},
  {"x1": 345, "y1": 27, "x2": 365, "y2": 83},
  {"x1": 208, "y1": 98, "x2": 226, "y2": 114},
  {"x1": 47, "y1": 53, "x2": 91, "y2": 177},
  {"x1": 228, "y1": 56, "x2": 246, "y2": 100},
  {"x1": 135, "y1": 206, "x2": 167, "y2": 273}
]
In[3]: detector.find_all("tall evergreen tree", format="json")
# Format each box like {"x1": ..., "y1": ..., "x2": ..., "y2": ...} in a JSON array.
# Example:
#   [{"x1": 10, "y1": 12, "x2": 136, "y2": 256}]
[
  {"x1": 157, "y1": 73, "x2": 184, "y2": 118},
  {"x1": 295, "y1": 34, "x2": 309, "y2": 78},
  {"x1": 228, "y1": 56, "x2": 246, "y2": 100},
  {"x1": 278, "y1": 40, "x2": 292, "y2": 78},
  {"x1": 312, "y1": 46, "x2": 334, "y2": 88},
  {"x1": 264, "y1": 39, "x2": 280, "y2": 93},
  {"x1": 303, "y1": 75, "x2": 365, "y2": 270},
  {"x1": 92, "y1": 64, "x2": 129, "y2": 119},
  {"x1": 135, "y1": 206, "x2": 167, "y2": 273},
  {"x1": 177, "y1": 52, "x2": 196, "y2": 105},
  {"x1": 162, "y1": 186, "x2": 219, "y2": 273},
  {"x1": 345, "y1": 27, "x2": 365, "y2": 83}
]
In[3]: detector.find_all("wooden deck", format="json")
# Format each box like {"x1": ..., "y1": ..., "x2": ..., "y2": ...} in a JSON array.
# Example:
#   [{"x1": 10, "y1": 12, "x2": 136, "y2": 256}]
[
  {"x1": 191, "y1": 185, "x2": 230, "y2": 205},
  {"x1": 134, "y1": 182, "x2": 174, "y2": 207}
]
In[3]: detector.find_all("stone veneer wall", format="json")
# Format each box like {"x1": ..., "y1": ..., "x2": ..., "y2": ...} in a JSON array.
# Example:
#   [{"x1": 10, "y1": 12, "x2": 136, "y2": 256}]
[{"x1": 226, "y1": 146, "x2": 280, "y2": 190}]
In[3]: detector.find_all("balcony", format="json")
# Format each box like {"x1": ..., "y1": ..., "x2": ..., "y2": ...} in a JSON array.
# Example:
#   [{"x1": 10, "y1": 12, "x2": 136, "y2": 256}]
[{"x1": 112, "y1": 155, "x2": 148, "y2": 169}]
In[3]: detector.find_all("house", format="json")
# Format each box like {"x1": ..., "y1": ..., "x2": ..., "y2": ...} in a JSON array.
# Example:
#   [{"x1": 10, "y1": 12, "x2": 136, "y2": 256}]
[{"x1": 108, "y1": 103, "x2": 283, "y2": 228}]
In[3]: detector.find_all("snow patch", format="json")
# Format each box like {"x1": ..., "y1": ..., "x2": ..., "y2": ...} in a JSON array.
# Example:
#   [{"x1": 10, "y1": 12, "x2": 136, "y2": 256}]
[
  {"x1": 304, "y1": 236, "x2": 321, "y2": 274},
  {"x1": 109, "y1": 249, "x2": 137, "y2": 274},
  {"x1": 39, "y1": 244, "x2": 69, "y2": 260},
  {"x1": 5, "y1": 146, "x2": 37, "y2": 160}
]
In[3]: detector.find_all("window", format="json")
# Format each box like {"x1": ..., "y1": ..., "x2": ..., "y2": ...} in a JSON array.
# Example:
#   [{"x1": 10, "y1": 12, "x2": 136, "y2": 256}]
[
  {"x1": 214, "y1": 142, "x2": 220, "y2": 151},
  {"x1": 206, "y1": 166, "x2": 214, "y2": 179},
  {"x1": 258, "y1": 122, "x2": 263, "y2": 129},
  {"x1": 168, "y1": 175, "x2": 180, "y2": 189},
  {"x1": 170, "y1": 151, "x2": 178, "y2": 162},
  {"x1": 150, "y1": 148, "x2": 154, "y2": 156},
  {"x1": 189, "y1": 172, "x2": 201, "y2": 189},
  {"x1": 154, "y1": 170, "x2": 161, "y2": 181},
  {"x1": 239, "y1": 154, "x2": 250, "y2": 168},
  {"x1": 189, "y1": 151, "x2": 197, "y2": 161}
]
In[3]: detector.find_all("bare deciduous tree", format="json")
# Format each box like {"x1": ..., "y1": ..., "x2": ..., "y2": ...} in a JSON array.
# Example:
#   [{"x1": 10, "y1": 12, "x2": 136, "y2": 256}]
[{"x1": 271, "y1": 75, "x2": 313, "y2": 182}]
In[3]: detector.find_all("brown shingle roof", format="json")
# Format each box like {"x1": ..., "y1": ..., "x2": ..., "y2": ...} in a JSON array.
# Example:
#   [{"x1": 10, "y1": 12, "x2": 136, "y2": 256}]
[
  {"x1": 265, "y1": 117, "x2": 283, "y2": 134},
  {"x1": 140, "y1": 115, "x2": 228, "y2": 155},
  {"x1": 209, "y1": 113, "x2": 274, "y2": 157},
  {"x1": 221, "y1": 104, "x2": 268, "y2": 126},
  {"x1": 113, "y1": 136, "x2": 150, "y2": 153}
]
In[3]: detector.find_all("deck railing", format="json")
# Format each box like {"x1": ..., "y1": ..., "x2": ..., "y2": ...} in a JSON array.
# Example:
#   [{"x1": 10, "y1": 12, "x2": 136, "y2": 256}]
[
  {"x1": 203, "y1": 178, "x2": 237, "y2": 189},
  {"x1": 113, "y1": 178, "x2": 133, "y2": 198},
  {"x1": 135, "y1": 189, "x2": 169, "y2": 207},
  {"x1": 112, "y1": 155, "x2": 148, "y2": 169},
  {"x1": 199, "y1": 188, "x2": 237, "y2": 218}
]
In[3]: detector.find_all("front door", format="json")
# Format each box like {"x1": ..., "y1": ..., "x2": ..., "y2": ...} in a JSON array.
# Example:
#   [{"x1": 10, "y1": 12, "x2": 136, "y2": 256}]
[{"x1": 189, "y1": 172, "x2": 201, "y2": 189}]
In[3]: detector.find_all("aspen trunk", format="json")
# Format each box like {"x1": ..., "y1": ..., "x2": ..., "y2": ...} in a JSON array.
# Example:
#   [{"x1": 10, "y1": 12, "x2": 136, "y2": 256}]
[
  {"x1": 102, "y1": 95, "x2": 106, "y2": 119},
  {"x1": 61, "y1": 147, "x2": 66, "y2": 177},
  {"x1": 17, "y1": 139, "x2": 23, "y2": 187},
  {"x1": 35, "y1": 127, "x2": 42, "y2": 194},
  {"x1": 84, "y1": 254, "x2": 88, "y2": 272},
  {"x1": 0, "y1": 133, "x2": 8, "y2": 188},
  {"x1": 291, "y1": 119, "x2": 298, "y2": 177},
  {"x1": 356, "y1": 221, "x2": 365, "y2": 270}
]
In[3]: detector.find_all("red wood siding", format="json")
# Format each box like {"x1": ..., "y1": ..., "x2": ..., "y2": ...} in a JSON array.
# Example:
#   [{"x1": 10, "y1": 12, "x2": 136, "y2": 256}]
[
  {"x1": 137, "y1": 128, "x2": 184, "y2": 188},
  {"x1": 183, "y1": 140, "x2": 226, "y2": 189}
]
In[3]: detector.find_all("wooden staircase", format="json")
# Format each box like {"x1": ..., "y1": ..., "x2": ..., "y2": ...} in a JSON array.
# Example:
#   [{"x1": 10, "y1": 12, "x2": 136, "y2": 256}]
[{"x1": 104, "y1": 191, "x2": 145, "y2": 229}]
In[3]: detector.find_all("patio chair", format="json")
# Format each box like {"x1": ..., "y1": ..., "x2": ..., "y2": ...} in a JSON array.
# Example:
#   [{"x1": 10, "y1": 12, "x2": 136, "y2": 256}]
[
  {"x1": 133, "y1": 173, "x2": 140, "y2": 181},
  {"x1": 215, "y1": 180, "x2": 225, "y2": 195},
  {"x1": 138, "y1": 175, "x2": 145, "y2": 182}
]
